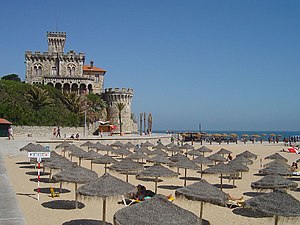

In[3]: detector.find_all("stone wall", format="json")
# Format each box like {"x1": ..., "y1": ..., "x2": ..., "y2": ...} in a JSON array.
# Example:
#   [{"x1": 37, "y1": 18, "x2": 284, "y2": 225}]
[{"x1": 12, "y1": 125, "x2": 85, "y2": 138}]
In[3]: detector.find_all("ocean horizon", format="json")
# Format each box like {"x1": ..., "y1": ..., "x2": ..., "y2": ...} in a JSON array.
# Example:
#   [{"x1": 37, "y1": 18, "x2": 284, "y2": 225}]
[{"x1": 153, "y1": 130, "x2": 300, "y2": 138}]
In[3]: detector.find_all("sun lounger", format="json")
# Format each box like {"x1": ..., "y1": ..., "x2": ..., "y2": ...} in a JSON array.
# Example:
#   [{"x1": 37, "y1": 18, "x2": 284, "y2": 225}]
[
  {"x1": 227, "y1": 197, "x2": 244, "y2": 209},
  {"x1": 121, "y1": 194, "x2": 175, "y2": 206}
]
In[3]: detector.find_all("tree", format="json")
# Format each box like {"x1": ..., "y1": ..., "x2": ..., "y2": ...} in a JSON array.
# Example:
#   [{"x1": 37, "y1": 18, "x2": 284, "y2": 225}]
[
  {"x1": 1, "y1": 74, "x2": 21, "y2": 82},
  {"x1": 60, "y1": 92, "x2": 84, "y2": 115},
  {"x1": 25, "y1": 86, "x2": 54, "y2": 110},
  {"x1": 86, "y1": 93, "x2": 107, "y2": 123},
  {"x1": 116, "y1": 102, "x2": 126, "y2": 136}
]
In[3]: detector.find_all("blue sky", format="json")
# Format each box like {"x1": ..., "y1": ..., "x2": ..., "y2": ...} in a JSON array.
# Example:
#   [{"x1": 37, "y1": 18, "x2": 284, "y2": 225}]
[{"x1": 1, "y1": 0, "x2": 300, "y2": 131}]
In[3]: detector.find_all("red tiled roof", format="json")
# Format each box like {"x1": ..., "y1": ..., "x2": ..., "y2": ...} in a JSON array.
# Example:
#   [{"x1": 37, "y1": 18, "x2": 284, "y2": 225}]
[
  {"x1": 83, "y1": 65, "x2": 106, "y2": 73},
  {"x1": 0, "y1": 118, "x2": 12, "y2": 124}
]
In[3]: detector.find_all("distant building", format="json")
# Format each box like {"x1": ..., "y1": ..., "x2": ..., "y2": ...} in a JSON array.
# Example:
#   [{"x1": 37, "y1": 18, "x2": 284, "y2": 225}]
[
  {"x1": 25, "y1": 32, "x2": 106, "y2": 94},
  {"x1": 24, "y1": 32, "x2": 137, "y2": 133}
]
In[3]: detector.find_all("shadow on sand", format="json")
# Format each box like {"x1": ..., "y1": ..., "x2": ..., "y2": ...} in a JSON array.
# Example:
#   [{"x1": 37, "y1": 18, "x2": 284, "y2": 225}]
[
  {"x1": 243, "y1": 191, "x2": 266, "y2": 197},
  {"x1": 179, "y1": 176, "x2": 202, "y2": 181},
  {"x1": 34, "y1": 187, "x2": 71, "y2": 194},
  {"x1": 15, "y1": 161, "x2": 32, "y2": 165},
  {"x1": 29, "y1": 177, "x2": 58, "y2": 183},
  {"x1": 157, "y1": 185, "x2": 182, "y2": 190},
  {"x1": 19, "y1": 165, "x2": 37, "y2": 169},
  {"x1": 232, "y1": 207, "x2": 272, "y2": 218},
  {"x1": 26, "y1": 171, "x2": 50, "y2": 176},
  {"x1": 213, "y1": 184, "x2": 236, "y2": 189},
  {"x1": 136, "y1": 177, "x2": 163, "y2": 182},
  {"x1": 16, "y1": 192, "x2": 38, "y2": 200},
  {"x1": 62, "y1": 219, "x2": 112, "y2": 225},
  {"x1": 42, "y1": 200, "x2": 85, "y2": 210}
]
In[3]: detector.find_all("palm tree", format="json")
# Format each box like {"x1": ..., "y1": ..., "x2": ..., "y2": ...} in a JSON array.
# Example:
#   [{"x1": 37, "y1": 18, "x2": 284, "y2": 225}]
[
  {"x1": 25, "y1": 86, "x2": 53, "y2": 110},
  {"x1": 60, "y1": 92, "x2": 83, "y2": 115},
  {"x1": 86, "y1": 93, "x2": 107, "y2": 123},
  {"x1": 116, "y1": 102, "x2": 126, "y2": 136}
]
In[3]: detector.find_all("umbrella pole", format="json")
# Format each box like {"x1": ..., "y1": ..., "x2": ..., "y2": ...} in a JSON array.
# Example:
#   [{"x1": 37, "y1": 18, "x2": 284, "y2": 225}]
[
  {"x1": 200, "y1": 164, "x2": 203, "y2": 179},
  {"x1": 233, "y1": 175, "x2": 235, "y2": 188},
  {"x1": 184, "y1": 168, "x2": 187, "y2": 186},
  {"x1": 79, "y1": 158, "x2": 81, "y2": 166},
  {"x1": 240, "y1": 172, "x2": 243, "y2": 179},
  {"x1": 274, "y1": 215, "x2": 279, "y2": 225},
  {"x1": 199, "y1": 201, "x2": 204, "y2": 224},
  {"x1": 126, "y1": 172, "x2": 128, "y2": 182},
  {"x1": 59, "y1": 181, "x2": 62, "y2": 193},
  {"x1": 155, "y1": 177, "x2": 158, "y2": 194},
  {"x1": 91, "y1": 161, "x2": 93, "y2": 170},
  {"x1": 220, "y1": 174, "x2": 223, "y2": 190},
  {"x1": 49, "y1": 168, "x2": 52, "y2": 182},
  {"x1": 102, "y1": 197, "x2": 107, "y2": 225},
  {"x1": 104, "y1": 163, "x2": 107, "y2": 173},
  {"x1": 75, "y1": 183, "x2": 78, "y2": 209}
]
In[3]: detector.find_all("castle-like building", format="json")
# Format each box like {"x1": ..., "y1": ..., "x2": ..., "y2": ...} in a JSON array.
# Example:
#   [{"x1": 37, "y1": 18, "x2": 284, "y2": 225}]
[{"x1": 25, "y1": 31, "x2": 137, "y2": 133}]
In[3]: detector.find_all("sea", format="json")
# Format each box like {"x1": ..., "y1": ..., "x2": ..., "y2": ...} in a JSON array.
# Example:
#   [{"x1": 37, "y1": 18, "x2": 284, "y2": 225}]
[{"x1": 153, "y1": 130, "x2": 300, "y2": 138}]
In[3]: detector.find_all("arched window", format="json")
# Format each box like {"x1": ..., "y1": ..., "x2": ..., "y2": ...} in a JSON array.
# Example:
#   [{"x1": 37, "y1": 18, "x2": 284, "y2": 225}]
[
  {"x1": 67, "y1": 64, "x2": 76, "y2": 77},
  {"x1": 33, "y1": 64, "x2": 42, "y2": 77}
]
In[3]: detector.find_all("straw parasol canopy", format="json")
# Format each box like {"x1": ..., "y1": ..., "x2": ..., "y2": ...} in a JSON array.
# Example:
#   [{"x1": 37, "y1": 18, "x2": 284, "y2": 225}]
[
  {"x1": 52, "y1": 165, "x2": 98, "y2": 208},
  {"x1": 112, "y1": 148, "x2": 132, "y2": 158},
  {"x1": 193, "y1": 155, "x2": 214, "y2": 178},
  {"x1": 265, "y1": 153, "x2": 288, "y2": 162},
  {"x1": 148, "y1": 154, "x2": 173, "y2": 165},
  {"x1": 78, "y1": 173, "x2": 136, "y2": 225},
  {"x1": 202, "y1": 163, "x2": 237, "y2": 190},
  {"x1": 55, "y1": 141, "x2": 72, "y2": 149},
  {"x1": 251, "y1": 174, "x2": 298, "y2": 191},
  {"x1": 110, "y1": 141, "x2": 124, "y2": 148},
  {"x1": 180, "y1": 143, "x2": 194, "y2": 152},
  {"x1": 82, "y1": 150, "x2": 102, "y2": 170},
  {"x1": 166, "y1": 142, "x2": 177, "y2": 148},
  {"x1": 20, "y1": 143, "x2": 49, "y2": 152},
  {"x1": 136, "y1": 164, "x2": 178, "y2": 193},
  {"x1": 197, "y1": 146, "x2": 213, "y2": 156},
  {"x1": 92, "y1": 154, "x2": 117, "y2": 173},
  {"x1": 232, "y1": 156, "x2": 253, "y2": 166},
  {"x1": 134, "y1": 146, "x2": 152, "y2": 155},
  {"x1": 68, "y1": 145, "x2": 86, "y2": 166},
  {"x1": 187, "y1": 149, "x2": 202, "y2": 157},
  {"x1": 263, "y1": 160, "x2": 290, "y2": 169},
  {"x1": 166, "y1": 146, "x2": 182, "y2": 155},
  {"x1": 110, "y1": 158, "x2": 144, "y2": 182},
  {"x1": 208, "y1": 153, "x2": 227, "y2": 164},
  {"x1": 149, "y1": 148, "x2": 168, "y2": 157},
  {"x1": 114, "y1": 194, "x2": 201, "y2": 225},
  {"x1": 153, "y1": 143, "x2": 168, "y2": 150},
  {"x1": 259, "y1": 164, "x2": 293, "y2": 176},
  {"x1": 245, "y1": 192, "x2": 300, "y2": 225},
  {"x1": 171, "y1": 157, "x2": 200, "y2": 186},
  {"x1": 216, "y1": 148, "x2": 232, "y2": 156},
  {"x1": 169, "y1": 153, "x2": 189, "y2": 163},
  {"x1": 142, "y1": 141, "x2": 154, "y2": 148},
  {"x1": 236, "y1": 150, "x2": 257, "y2": 160},
  {"x1": 123, "y1": 142, "x2": 135, "y2": 149},
  {"x1": 175, "y1": 179, "x2": 228, "y2": 223},
  {"x1": 127, "y1": 151, "x2": 151, "y2": 162},
  {"x1": 80, "y1": 141, "x2": 94, "y2": 150}
]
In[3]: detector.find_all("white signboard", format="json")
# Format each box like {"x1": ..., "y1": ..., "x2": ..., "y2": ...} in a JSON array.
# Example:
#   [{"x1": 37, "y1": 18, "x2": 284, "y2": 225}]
[{"x1": 28, "y1": 152, "x2": 51, "y2": 159}]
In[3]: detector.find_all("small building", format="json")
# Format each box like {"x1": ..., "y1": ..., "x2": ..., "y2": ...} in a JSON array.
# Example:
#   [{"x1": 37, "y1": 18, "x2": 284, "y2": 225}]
[{"x1": 0, "y1": 118, "x2": 12, "y2": 137}]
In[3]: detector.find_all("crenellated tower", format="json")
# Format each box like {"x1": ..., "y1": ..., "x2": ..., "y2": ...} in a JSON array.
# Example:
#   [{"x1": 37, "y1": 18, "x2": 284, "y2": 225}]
[
  {"x1": 47, "y1": 31, "x2": 66, "y2": 53},
  {"x1": 104, "y1": 88, "x2": 137, "y2": 134}
]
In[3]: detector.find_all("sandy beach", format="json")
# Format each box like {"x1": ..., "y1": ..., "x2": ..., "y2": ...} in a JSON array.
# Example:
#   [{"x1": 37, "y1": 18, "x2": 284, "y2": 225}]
[{"x1": 2, "y1": 136, "x2": 300, "y2": 225}]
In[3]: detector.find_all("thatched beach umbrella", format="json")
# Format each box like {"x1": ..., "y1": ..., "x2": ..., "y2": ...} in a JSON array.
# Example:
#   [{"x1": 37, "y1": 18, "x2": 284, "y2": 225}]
[
  {"x1": 232, "y1": 156, "x2": 253, "y2": 166},
  {"x1": 127, "y1": 151, "x2": 151, "y2": 162},
  {"x1": 82, "y1": 150, "x2": 102, "y2": 170},
  {"x1": 180, "y1": 143, "x2": 194, "y2": 155},
  {"x1": 52, "y1": 165, "x2": 98, "y2": 208},
  {"x1": 263, "y1": 160, "x2": 290, "y2": 169},
  {"x1": 193, "y1": 155, "x2": 214, "y2": 178},
  {"x1": 142, "y1": 141, "x2": 154, "y2": 148},
  {"x1": 153, "y1": 143, "x2": 168, "y2": 150},
  {"x1": 80, "y1": 141, "x2": 94, "y2": 150},
  {"x1": 92, "y1": 154, "x2": 117, "y2": 173},
  {"x1": 216, "y1": 148, "x2": 232, "y2": 156},
  {"x1": 110, "y1": 141, "x2": 124, "y2": 148},
  {"x1": 134, "y1": 146, "x2": 152, "y2": 155},
  {"x1": 55, "y1": 141, "x2": 72, "y2": 156},
  {"x1": 110, "y1": 158, "x2": 144, "y2": 182},
  {"x1": 136, "y1": 164, "x2": 178, "y2": 193},
  {"x1": 171, "y1": 157, "x2": 200, "y2": 186},
  {"x1": 114, "y1": 194, "x2": 201, "y2": 225},
  {"x1": 149, "y1": 148, "x2": 168, "y2": 157},
  {"x1": 175, "y1": 179, "x2": 228, "y2": 224},
  {"x1": 208, "y1": 153, "x2": 227, "y2": 164},
  {"x1": 245, "y1": 192, "x2": 300, "y2": 225},
  {"x1": 265, "y1": 153, "x2": 288, "y2": 162},
  {"x1": 259, "y1": 164, "x2": 292, "y2": 176},
  {"x1": 147, "y1": 154, "x2": 173, "y2": 165},
  {"x1": 123, "y1": 142, "x2": 135, "y2": 149},
  {"x1": 20, "y1": 143, "x2": 48, "y2": 152},
  {"x1": 187, "y1": 149, "x2": 202, "y2": 159},
  {"x1": 68, "y1": 145, "x2": 86, "y2": 166},
  {"x1": 78, "y1": 173, "x2": 136, "y2": 225},
  {"x1": 166, "y1": 142, "x2": 177, "y2": 148},
  {"x1": 166, "y1": 145, "x2": 182, "y2": 155},
  {"x1": 236, "y1": 150, "x2": 258, "y2": 160},
  {"x1": 251, "y1": 174, "x2": 298, "y2": 191},
  {"x1": 112, "y1": 148, "x2": 132, "y2": 158},
  {"x1": 202, "y1": 163, "x2": 237, "y2": 190},
  {"x1": 227, "y1": 161, "x2": 249, "y2": 187},
  {"x1": 169, "y1": 153, "x2": 188, "y2": 163},
  {"x1": 197, "y1": 146, "x2": 213, "y2": 156}
]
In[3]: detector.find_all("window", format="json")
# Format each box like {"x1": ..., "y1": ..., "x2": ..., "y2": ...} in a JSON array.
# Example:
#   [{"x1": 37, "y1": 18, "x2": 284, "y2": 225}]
[
  {"x1": 33, "y1": 64, "x2": 42, "y2": 76},
  {"x1": 67, "y1": 64, "x2": 76, "y2": 77},
  {"x1": 52, "y1": 67, "x2": 57, "y2": 76},
  {"x1": 95, "y1": 75, "x2": 99, "y2": 83}
]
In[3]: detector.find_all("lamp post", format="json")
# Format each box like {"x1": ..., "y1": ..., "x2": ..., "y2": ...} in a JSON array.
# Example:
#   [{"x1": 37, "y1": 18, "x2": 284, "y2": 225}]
[{"x1": 83, "y1": 89, "x2": 87, "y2": 137}]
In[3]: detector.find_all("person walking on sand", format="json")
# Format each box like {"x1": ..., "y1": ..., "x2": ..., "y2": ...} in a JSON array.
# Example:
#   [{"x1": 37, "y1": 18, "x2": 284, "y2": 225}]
[
  {"x1": 8, "y1": 126, "x2": 14, "y2": 140},
  {"x1": 56, "y1": 126, "x2": 61, "y2": 138},
  {"x1": 53, "y1": 127, "x2": 57, "y2": 138}
]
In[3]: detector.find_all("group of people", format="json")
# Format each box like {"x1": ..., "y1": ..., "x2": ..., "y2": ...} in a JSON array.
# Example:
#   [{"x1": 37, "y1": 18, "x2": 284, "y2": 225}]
[
  {"x1": 292, "y1": 162, "x2": 299, "y2": 172},
  {"x1": 53, "y1": 127, "x2": 61, "y2": 138},
  {"x1": 70, "y1": 133, "x2": 80, "y2": 140}
]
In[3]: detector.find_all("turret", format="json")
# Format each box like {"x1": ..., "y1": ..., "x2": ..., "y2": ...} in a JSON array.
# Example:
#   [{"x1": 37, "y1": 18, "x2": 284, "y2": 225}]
[{"x1": 47, "y1": 31, "x2": 66, "y2": 53}]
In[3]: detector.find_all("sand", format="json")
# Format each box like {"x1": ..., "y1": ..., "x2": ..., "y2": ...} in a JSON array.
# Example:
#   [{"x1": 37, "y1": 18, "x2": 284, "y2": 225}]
[{"x1": 2, "y1": 137, "x2": 300, "y2": 225}]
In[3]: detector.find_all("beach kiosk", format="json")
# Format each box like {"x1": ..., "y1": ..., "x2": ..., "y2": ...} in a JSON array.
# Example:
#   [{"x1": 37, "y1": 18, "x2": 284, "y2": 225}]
[{"x1": 0, "y1": 118, "x2": 12, "y2": 137}]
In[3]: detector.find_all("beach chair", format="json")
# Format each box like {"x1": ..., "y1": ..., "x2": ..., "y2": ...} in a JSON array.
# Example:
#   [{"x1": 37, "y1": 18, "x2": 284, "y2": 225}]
[
  {"x1": 49, "y1": 187, "x2": 59, "y2": 198},
  {"x1": 227, "y1": 196, "x2": 244, "y2": 209}
]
